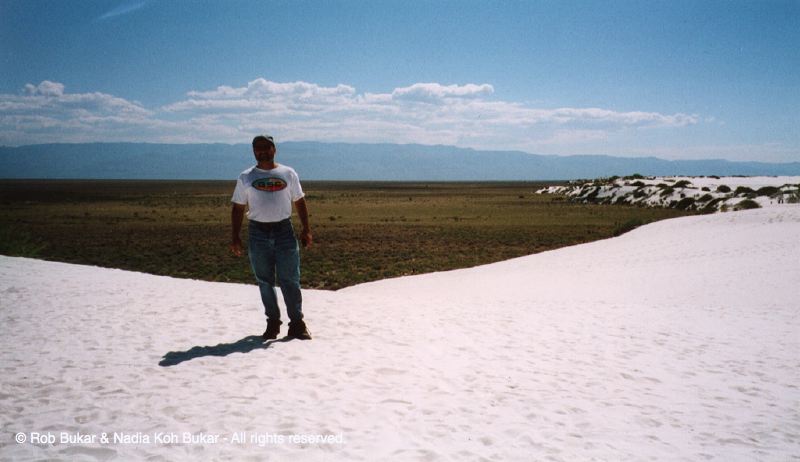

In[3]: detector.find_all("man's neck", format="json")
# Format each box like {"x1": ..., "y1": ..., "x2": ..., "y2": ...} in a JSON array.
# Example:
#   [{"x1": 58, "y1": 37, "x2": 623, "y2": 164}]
[{"x1": 256, "y1": 161, "x2": 277, "y2": 170}]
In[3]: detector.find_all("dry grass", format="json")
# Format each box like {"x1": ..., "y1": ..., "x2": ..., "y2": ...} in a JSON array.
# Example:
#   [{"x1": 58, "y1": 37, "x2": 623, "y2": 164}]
[{"x1": 0, "y1": 180, "x2": 690, "y2": 289}]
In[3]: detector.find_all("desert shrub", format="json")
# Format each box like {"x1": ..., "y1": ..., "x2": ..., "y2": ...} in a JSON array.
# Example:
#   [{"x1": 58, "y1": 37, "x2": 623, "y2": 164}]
[
  {"x1": 783, "y1": 188, "x2": 800, "y2": 204},
  {"x1": 674, "y1": 180, "x2": 692, "y2": 188},
  {"x1": 632, "y1": 189, "x2": 648, "y2": 199},
  {"x1": 659, "y1": 187, "x2": 675, "y2": 197},
  {"x1": 624, "y1": 174, "x2": 645, "y2": 180},
  {"x1": 701, "y1": 187, "x2": 710, "y2": 192},
  {"x1": 630, "y1": 181, "x2": 646, "y2": 187},
  {"x1": 585, "y1": 187, "x2": 600, "y2": 200},
  {"x1": 756, "y1": 186, "x2": 780, "y2": 197},
  {"x1": 709, "y1": 175, "x2": 721, "y2": 179},
  {"x1": 735, "y1": 186, "x2": 755, "y2": 196},
  {"x1": 697, "y1": 194, "x2": 714, "y2": 203},
  {"x1": 716, "y1": 184, "x2": 732, "y2": 193},
  {"x1": 675, "y1": 197, "x2": 696, "y2": 210},
  {"x1": 735, "y1": 199, "x2": 761, "y2": 210},
  {"x1": 700, "y1": 198, "x2": 724, "y2": 214}
]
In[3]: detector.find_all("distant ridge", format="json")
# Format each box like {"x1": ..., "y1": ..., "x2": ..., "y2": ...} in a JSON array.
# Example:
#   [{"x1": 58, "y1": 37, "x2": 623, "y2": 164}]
[{"x1": 1, "y1": 142, "x2": 799, "y2": 180}]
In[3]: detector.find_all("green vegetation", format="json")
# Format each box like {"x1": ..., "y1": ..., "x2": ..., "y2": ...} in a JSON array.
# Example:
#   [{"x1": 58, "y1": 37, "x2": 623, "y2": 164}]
[
  {"x1": 623, "y1": 174, "x2": 645, "y2": 180},
  {"x1": 0, "y1": 224, "x2": 47, "y2": 257},
  {"x1": 675, "y1": 197, "x2": 696, "y2": 210},
  {"x1": 756, "y1": 186, "x2": 780, "y2": 197},
  {"x1": 612, "y1": 218, "x2": 646, "y2": 237},
  {"x1": 734, "y1": 199, "x2": 761, "y2": 210},
  {"x1": 0, "y1": 180, "x2": 690, "y2": 290},
  {"x1": 700, "y1": 197, "x2": 725, "y2": 214}
]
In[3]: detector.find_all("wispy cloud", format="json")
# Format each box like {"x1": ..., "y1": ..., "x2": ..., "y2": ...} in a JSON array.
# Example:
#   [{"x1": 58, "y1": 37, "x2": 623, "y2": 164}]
[
  {"x1": 391, "y1": 83, "x2": 495, "y2": 102},
  {"x1": 158, "y1": 78, "x2": 699, "y2": 150},
  {"x1": 95, "y1": 1, "x2": 148, "y2": 22},
  {"x1": 1, "y1": 79, "x2": 708, "y2": 158},
  {"x1": 0, "y1": 81, "x2": 159, "y2": 144}
]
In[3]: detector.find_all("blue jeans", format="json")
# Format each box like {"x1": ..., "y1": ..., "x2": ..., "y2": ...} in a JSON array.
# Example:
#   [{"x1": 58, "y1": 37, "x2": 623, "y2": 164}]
[{"x1": 248, "y1": 218, "x2": 303, "y2": 322}]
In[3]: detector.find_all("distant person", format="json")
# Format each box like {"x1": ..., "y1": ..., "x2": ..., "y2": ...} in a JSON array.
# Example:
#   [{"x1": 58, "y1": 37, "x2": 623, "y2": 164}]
[{"x1": 230, "y1": 135, "x2": 313, "y2": 340}]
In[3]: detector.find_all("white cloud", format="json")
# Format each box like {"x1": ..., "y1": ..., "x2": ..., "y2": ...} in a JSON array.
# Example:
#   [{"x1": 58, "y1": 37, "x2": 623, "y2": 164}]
[
  {"x1": 0, "y1": 82, "x2": 164, "y2": 144},
  {"x1": 187, "y1": 78, "x2": 356, "y2": 101},
  {"x1": 1, "y1": 78, "x2": 710, "y2": 156},
  {"x1": 163, "y1": 78, "x2": 695, "y2": 136},
  {"x1": 175, "y1": 81, "x2": 560, "y2": 115},
  {"x1": 540, "y1": 129, "x2": 610, "y2": 145},
  {"x1": 5, "y1": 81, "x2": 150, "y2": 118},
  {"x1": 545, "y1": 108, "x2": 698, "y2": 127},
  {"x1": 391, "y1": 83, "x2": 494, "y2": 102},
  {"x1": 24, "y1": 81, "x2": 65, "y2": 97}
]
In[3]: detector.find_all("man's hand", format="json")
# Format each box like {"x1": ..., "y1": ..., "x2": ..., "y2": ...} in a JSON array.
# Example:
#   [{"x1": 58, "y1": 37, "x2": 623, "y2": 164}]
[
  {"x1": 300, "y1": 228, "x2": 313, "y2": 249},
  {"x1": 231, "y1": 203, "x2": 246, "y2": 257},
  {"x1": 230, "y1": 238, "x2": 244, "y2": 257},
  {"x1": 294, "y1": 198, "x2": 312, "y2": 249}
]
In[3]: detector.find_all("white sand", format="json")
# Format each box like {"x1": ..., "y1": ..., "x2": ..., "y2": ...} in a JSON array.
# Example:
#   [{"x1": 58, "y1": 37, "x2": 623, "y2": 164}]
[
  {"x1": 538, "y1": 176, "x2": 800, "y2": 211},
  {"x1": 654, "y1": 176, "x2": 800, "y2": 189},
  {"x1": 2, "y1": 206, "x2": 799, "y2": 461}
]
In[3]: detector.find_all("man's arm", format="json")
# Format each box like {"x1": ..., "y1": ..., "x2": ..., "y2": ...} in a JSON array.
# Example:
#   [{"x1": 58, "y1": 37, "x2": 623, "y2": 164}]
[
  {"x1": 230, "y1": 203, "x2": 246, "y2": 256},
  {"x1": 294, "y1": 197, "x2": 313, "y2": 248}
]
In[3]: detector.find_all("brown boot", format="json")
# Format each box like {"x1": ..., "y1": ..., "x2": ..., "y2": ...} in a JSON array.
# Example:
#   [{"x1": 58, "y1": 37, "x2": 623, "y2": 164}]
[
  {"x1": 262, "y1": 318, "x2": 282, "y2": 340},
  {"x1": 287, "y1": 320, "x2": 311, "y2": 340}
]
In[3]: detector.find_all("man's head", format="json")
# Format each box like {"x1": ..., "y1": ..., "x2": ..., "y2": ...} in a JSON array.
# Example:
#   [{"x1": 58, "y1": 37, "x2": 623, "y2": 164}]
[
  {"x1": 252, "y1": 135, "x2": 275, "y2": 149},
  {"x1": 252, "y1": 135, "x2": 276, "y2": 164}
]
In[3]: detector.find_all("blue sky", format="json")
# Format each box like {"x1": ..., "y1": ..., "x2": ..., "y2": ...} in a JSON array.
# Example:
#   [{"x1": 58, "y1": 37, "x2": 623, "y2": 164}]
[{"x1": 1, "y1": 0, "x2": 798, "y2": 162}]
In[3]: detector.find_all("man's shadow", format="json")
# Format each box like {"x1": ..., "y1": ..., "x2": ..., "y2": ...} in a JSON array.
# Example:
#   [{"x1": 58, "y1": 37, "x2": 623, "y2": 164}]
[{"x1": 159, "y1": 336, "x2": 293, "y2": 367}]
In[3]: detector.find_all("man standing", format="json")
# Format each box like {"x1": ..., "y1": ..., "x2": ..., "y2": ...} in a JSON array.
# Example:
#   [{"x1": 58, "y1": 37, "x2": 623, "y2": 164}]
[{"x1": 230, "y1": 135, "x2": 312, "y2": 340}]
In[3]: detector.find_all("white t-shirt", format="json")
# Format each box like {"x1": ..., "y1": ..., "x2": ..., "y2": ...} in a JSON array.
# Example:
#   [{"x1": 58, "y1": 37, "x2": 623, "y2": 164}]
[{"x1": 231, "y1": 164, "x2": 305, "y2": 222}]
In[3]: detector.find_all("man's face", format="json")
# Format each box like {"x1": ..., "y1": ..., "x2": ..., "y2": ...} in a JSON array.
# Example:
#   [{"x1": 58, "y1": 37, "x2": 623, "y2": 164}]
[{"x1": 253, "y1": 141, "x2": 276, "y2": 163}]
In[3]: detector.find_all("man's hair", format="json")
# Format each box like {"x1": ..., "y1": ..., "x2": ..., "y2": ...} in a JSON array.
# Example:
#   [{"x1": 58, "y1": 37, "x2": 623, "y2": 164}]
[{"x1": 252, "y1": 135, "x2": 275, "y2": 147}]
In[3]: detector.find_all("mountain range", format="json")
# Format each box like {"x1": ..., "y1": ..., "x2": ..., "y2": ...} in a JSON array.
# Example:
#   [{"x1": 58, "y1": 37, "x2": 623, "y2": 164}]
[{"x1": 1, "y1": 142, "x2": 799, "y2": 180}]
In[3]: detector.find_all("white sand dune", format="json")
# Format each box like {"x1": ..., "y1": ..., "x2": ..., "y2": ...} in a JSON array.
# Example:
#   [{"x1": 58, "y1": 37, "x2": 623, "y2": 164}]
[
  {"x1": 2, "y1": 206, "x2": 799, "y2": 461},
  {"x1": 538, "y1": 176, "x2": 800, "y2": 211}
]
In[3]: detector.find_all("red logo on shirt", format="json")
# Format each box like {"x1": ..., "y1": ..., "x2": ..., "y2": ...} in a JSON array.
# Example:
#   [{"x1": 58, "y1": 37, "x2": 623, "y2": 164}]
[{"x1": 252, "y1": 177, "x2": 287, "y2": 192}]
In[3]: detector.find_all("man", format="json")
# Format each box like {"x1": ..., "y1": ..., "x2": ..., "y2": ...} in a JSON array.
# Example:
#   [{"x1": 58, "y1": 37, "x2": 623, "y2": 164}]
[{"x1": 230, "y1": 135, "x2": 313, "y2": 340}]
